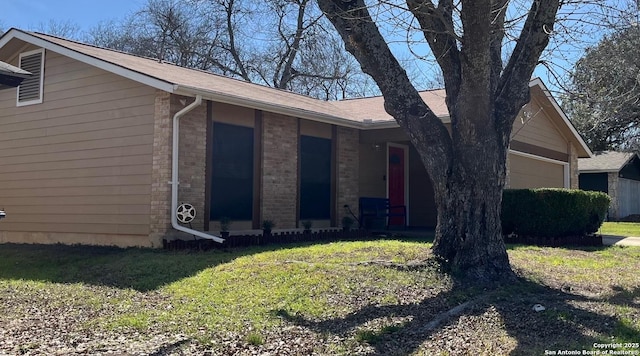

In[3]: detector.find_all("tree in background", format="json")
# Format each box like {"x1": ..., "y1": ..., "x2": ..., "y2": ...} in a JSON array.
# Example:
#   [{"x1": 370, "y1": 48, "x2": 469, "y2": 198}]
[
  {"x1": 316, "y1": 0, "x2": 632, "y2": 280},
  {"x1": 86, "y1": 0, "x2": 373, "y2": 99},
  {"x1": 565, "y1": 25, "x2": 640, "y2": 151},
  {"x1": 0, "y1": 19, "x2": 81, "y2": 39}
]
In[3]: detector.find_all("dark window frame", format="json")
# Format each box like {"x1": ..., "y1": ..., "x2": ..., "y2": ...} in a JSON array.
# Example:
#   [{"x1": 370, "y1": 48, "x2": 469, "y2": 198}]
[
  {"x1": 299, "y1": 135, "x2": 332, "y2": 220},
  {"x1": 210, "y1": 122, "x2": 255, "y2": 221}
]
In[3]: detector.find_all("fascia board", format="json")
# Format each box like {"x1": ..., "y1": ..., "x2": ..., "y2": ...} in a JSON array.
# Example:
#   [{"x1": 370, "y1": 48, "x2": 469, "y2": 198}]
[
  {"x1": 174, "y1": 85, "x2": 364, "y2": 129},
  {"x1": 529, "y1": 78, "x2": 593, "y2": 158},
  {"x1": 1, "y1": 29, "x2": 176, "y2": 93}
]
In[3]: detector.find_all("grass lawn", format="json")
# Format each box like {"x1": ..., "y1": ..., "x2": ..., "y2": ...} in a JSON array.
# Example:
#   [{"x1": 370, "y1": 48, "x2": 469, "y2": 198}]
[
  {"x1": 0, "y1": 240, "x2": 639, "y2": 355},
  {"x1": 599, "y1": 221, "x2": 640, "y2": 237}
]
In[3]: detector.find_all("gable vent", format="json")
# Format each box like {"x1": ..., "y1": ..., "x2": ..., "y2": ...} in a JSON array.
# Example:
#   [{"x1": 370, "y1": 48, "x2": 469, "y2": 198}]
[{"x1": 17, "y1": 49, "x2": 44, "y2": 105}]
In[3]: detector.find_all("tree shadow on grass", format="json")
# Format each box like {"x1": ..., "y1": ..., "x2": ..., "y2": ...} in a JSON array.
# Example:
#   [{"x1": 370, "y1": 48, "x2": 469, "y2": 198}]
[
  {"x1": 276, "y1": 271, "x2": 640, "y2": 355},
  {"x1": 0, "y1": 242, "x2": 317, "y2": 292},
  {"x1": 0, "y1": 234, "x2": 438, "y2": 292}
]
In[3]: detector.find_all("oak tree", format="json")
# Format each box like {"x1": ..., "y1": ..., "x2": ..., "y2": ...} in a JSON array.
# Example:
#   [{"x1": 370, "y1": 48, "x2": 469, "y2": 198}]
[
  {"x1": 87, "y1": 0, "x2": 368, "y2": 99},
  {"x1": 317, "y1": 0, "x2": 565, "y2": 280},
  {"x1": 565, "y1": 25, "x2": 640, "y2": 151}
]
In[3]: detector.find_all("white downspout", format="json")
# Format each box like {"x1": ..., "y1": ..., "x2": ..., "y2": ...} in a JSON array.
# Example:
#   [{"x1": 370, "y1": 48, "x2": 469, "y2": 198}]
[{"x1": 170, "y1": 95, "x2": 225, "y2": 243}]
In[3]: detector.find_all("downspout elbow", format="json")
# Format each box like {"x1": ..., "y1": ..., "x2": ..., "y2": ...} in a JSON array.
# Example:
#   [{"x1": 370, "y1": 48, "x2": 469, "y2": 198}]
[{"x1": 170, "y1": 95, "x2": 224, "y2": 243}]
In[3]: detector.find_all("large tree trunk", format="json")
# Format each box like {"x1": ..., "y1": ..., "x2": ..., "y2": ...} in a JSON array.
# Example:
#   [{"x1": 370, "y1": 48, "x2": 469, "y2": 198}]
[
  {"x1": 431, "y1": 141, "x2": 512, "y2": 279},
  {"x1": 317, "y1": 0, "x2": 559, "y2": 282}
]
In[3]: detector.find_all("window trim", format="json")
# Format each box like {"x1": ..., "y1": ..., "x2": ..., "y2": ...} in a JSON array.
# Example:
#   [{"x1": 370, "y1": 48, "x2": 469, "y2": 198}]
[{"x1": 16, "y1": 48, "x2": 45, "y2": 107}]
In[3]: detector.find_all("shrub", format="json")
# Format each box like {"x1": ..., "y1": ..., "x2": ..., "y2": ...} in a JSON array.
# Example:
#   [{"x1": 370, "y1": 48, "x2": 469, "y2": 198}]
[{"x1": 502, "y1": 188, "x2": 610, "y2": 237}]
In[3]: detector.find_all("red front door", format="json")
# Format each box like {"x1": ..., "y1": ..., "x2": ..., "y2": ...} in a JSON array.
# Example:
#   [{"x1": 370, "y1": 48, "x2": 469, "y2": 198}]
[{"x1": 388, "y1": 146, "x2": 405, "y2": 226}]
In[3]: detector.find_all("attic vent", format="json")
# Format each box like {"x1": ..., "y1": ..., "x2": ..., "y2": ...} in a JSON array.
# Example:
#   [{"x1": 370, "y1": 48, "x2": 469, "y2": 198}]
[{"x1": 17, "y1": 49, "x2": 44, "y2": 106}]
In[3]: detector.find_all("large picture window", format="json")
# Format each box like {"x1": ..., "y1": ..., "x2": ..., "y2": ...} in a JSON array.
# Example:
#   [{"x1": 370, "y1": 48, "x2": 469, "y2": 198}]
[
  {"x1": 210, "y1": 122, "x2": 254, "y2": 220},
  {"x1": 300, "y1": 135, "x2": 331, "y2": 219}
]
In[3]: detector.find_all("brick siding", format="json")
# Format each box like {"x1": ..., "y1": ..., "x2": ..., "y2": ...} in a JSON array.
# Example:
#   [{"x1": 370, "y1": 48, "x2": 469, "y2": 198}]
[
  {"x1": 337, "y1": 127, "x2": 360, "y2": 223},
  {"x1": 569, "y1": 142, "x2": 579, "y2": 189},
  {"x1": 261, "y1": 112, "x2": 299, "y2": 228},
  {"x1": 149, "y1": 92, "x2": 207, "y2": 243},
  {"x1": 149, "y1": 91, "x2": 172, "y2": 244},
  {"x1": 174, "y1": 95, "x2": 208, "y2": 230}
]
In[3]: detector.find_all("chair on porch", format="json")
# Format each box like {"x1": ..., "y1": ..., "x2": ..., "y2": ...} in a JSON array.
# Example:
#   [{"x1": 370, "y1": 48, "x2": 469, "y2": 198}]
[{"x1": 358, "y1": 197, "x2": 406, "y2": 230}]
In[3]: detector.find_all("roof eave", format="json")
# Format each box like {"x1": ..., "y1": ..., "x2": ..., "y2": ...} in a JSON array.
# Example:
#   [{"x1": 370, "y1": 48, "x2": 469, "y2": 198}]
[
  {"x1": 529, "y1": 78, "x2": 593, "y2": 158},
  {"x1": 0, "y1": 29, "x2": 176, "y2": 94},
  {"x1": 174, "y1": 85, "x2": 365, "y2": 129},
  {"x1": 579, "y1": 169, "x2": 619, "y2": 173},
  {"x1": 177, "y1": 84, "x2": 452, "y2": 129}
]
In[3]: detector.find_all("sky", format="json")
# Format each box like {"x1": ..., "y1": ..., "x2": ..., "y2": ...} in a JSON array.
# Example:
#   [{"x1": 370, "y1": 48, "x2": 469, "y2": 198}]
[
  {"x1": 1, "y1": 0, "x2": 630, "y2": 97},
  {"x1": 1, "y1": 0, "x2": 143, "y2": 32}
]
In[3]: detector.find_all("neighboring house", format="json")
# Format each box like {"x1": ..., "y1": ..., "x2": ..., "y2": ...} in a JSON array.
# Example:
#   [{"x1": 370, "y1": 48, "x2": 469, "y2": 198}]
[
  {"x1": 579, "y1": 151, "x2": 640, "y2": 220},
  {"x1": 0, "y1": 29, "x2": 592, "y2": 247},
  {"x1": 0, "y1": 59, "x2": 31, "y2": 89}
]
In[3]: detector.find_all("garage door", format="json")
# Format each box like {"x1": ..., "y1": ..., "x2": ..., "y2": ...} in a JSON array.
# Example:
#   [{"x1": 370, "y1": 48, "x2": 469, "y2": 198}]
[
  {"x1": 618, "y1": 178, "x2": 640, "y2": 218},
  {"x1": 508, "y1": 152, "x2": 566, "y2": 189}
]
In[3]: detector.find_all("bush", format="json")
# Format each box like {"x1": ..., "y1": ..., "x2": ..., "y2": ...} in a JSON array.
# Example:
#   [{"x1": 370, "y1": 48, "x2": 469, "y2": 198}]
[{"x1": 502, "y1": 188, "x2": 610, "y2": 237}]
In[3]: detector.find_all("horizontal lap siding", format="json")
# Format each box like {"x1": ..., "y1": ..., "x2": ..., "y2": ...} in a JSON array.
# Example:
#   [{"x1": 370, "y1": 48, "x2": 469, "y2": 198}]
[
  {"x1": 508, "y1": 153, "x2": 564, "y2": 189},
  {"x1": 0, "y1": 50, "x2": 155, "y2": 237},
  {"x1": 511, "y1": 100, "x2": 568, "y2": 154}
]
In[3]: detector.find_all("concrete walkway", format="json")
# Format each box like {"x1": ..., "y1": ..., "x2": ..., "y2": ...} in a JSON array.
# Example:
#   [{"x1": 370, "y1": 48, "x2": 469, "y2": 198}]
[{"x1": 602, "y1": 235, "x2": 640, "y2": 247}]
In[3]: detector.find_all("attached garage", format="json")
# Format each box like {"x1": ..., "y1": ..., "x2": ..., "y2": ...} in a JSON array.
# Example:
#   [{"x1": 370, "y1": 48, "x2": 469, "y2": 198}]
[{"x1": 508, "y1": 151, "x2": 568, "y2": 189}]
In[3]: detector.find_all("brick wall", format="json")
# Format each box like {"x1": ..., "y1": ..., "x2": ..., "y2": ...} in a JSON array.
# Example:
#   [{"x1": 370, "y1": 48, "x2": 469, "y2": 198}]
[
  {"x1": 569, "y1": 142, "x2": 579, "y2": 189},
  {"x1": 337, "y1": 127, "x2": 359, "y2": 224},
  {"x1": 149, "y1": 91, "x2": 172, "y2": 243},
  {"x1": 261, "y1": 112, "x2": 298, "y2": 228},
  {"x1": 149, "y1": 92, "x2": 208, "y2": 243},
  {"x1": 173, "y1": 95, "x2": 208, "y2": 230},
  {"x1": 505, "y1": 153, "x2": 511, "y2": 188},
  {"x1": 608, "y1": 172, "x2": 619, "y2": 219}
]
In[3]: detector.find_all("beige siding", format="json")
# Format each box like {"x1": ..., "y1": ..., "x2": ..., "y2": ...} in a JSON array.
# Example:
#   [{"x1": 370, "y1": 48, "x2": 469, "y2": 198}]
[
  {"x1": 511, "y1": 100, "x2": 568, "y2": 154},
  {"x1": 508, "y1": 153, "x2": 564, "y2": 189},
  {"x1": 408, "y1": 146, "x2": 436, "y2": 227},
  {"x1": 358, "y1": 143, "x2": 386, "y2": 198},
  {"x1": 0, "y1": 49, "x2": 156, "y2": 242},
  {"x1": 212, "y1": 102, "x2": 255, "y2": 127},
  {"x1": 300, "y1": 119, "x2": 331, "y2": 138}
]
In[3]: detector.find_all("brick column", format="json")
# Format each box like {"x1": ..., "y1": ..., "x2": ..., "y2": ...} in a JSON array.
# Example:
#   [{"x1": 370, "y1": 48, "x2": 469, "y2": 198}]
[
  {"x1": 608, "y1": 172, "x2": 619, "y2": 219},
  {"x1": 150, "y1": 92, "x2": 208, "y2": 245},
  {"x1": 505, "y1": 153, "x2": 511, "y2": 189},
  {"x1": 569, "y1": 142, "x2": 579, "y2": 189},
  {"x1": 337, "y1": 127, "x2": 360, "y2": 224},
  {"x1": 173, "y1": 95, "x2": 207, "y2": 230},
  {"x1": 261, "y1": 113, "x2": 298, "y2": 229},
  {"x1": 149, "y1": 91, "x2": 173, "y2": 244}
]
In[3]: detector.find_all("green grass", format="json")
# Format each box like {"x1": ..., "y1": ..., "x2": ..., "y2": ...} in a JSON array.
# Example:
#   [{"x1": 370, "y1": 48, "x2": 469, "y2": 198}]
[
  {"x1": 598, "y1": 222, "x2": 640, "y2": 237},
  {"x1": 508, "y1": 245, "x2": 640, "y2": 286},
  {"x1": 1, "y1": 240, "x2": 639, "y2": 355}
]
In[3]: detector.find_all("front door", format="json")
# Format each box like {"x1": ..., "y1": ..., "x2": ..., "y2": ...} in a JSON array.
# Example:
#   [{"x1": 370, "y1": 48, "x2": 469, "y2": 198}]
[{"x1": 388, "y1": 145, "x2": 406, "y2": 226}]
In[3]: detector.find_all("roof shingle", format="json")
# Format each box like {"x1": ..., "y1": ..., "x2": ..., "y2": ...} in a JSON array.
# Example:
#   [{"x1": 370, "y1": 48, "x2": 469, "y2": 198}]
[{"x1": 578, "y1": 151, "x2": 637, "y2": 172}]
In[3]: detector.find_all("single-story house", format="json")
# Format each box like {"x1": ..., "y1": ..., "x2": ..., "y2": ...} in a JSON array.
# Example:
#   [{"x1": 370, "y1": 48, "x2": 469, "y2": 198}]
[
  {"x1": 0, "y1": 59, "x2": 31, "y2": 89},
  {"x1": 579, "y1": 151, "x2": 640, "y2": 220},
  {"x1": 0, "y1": 28, "x2": 592, "y2": 247}
]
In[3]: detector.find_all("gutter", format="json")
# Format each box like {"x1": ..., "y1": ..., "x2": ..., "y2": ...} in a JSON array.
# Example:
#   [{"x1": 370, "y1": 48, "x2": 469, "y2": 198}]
[
  {"x1": 170, "y1": 94, "x2": 224, "y2": 243},
  {"x1": 173, "y1": 85, "x2": 365, "y2": 129},
  {"x1": 173, "y1": 85, "x2": 453, "y2": 131}
]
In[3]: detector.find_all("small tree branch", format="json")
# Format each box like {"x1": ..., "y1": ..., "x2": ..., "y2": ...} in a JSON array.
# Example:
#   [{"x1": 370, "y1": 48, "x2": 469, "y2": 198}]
[
  {"x1": 496, "y1": 0, "x2": 560, "y2": 130},
  {"x1": 407, "y1": 0, "x2": 462, "y2": 100},
  {"x1": 225, "y1": 0, "x2": 251, "y2": 81},
  {"x1": 318, "y1": 0, "x2": 453, "y2": 182}
]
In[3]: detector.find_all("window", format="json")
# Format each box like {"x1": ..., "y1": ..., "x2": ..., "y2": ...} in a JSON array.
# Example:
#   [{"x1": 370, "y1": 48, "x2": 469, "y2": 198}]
[
  {"x1": 17, "y1": 49, "x2": 44, "y2": 106},
  {"x1": 210, "y1": 122, "x2": 254, "y2": 220},
  {"x1": 300, "y1": 135, "x2": 332, "y2": 219}
]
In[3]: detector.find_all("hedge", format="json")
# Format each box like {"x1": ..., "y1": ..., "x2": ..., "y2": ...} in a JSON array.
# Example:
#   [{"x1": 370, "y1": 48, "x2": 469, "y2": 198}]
[{"x1": 501, "y1": 189, "x2": 610, "y2": 237}]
